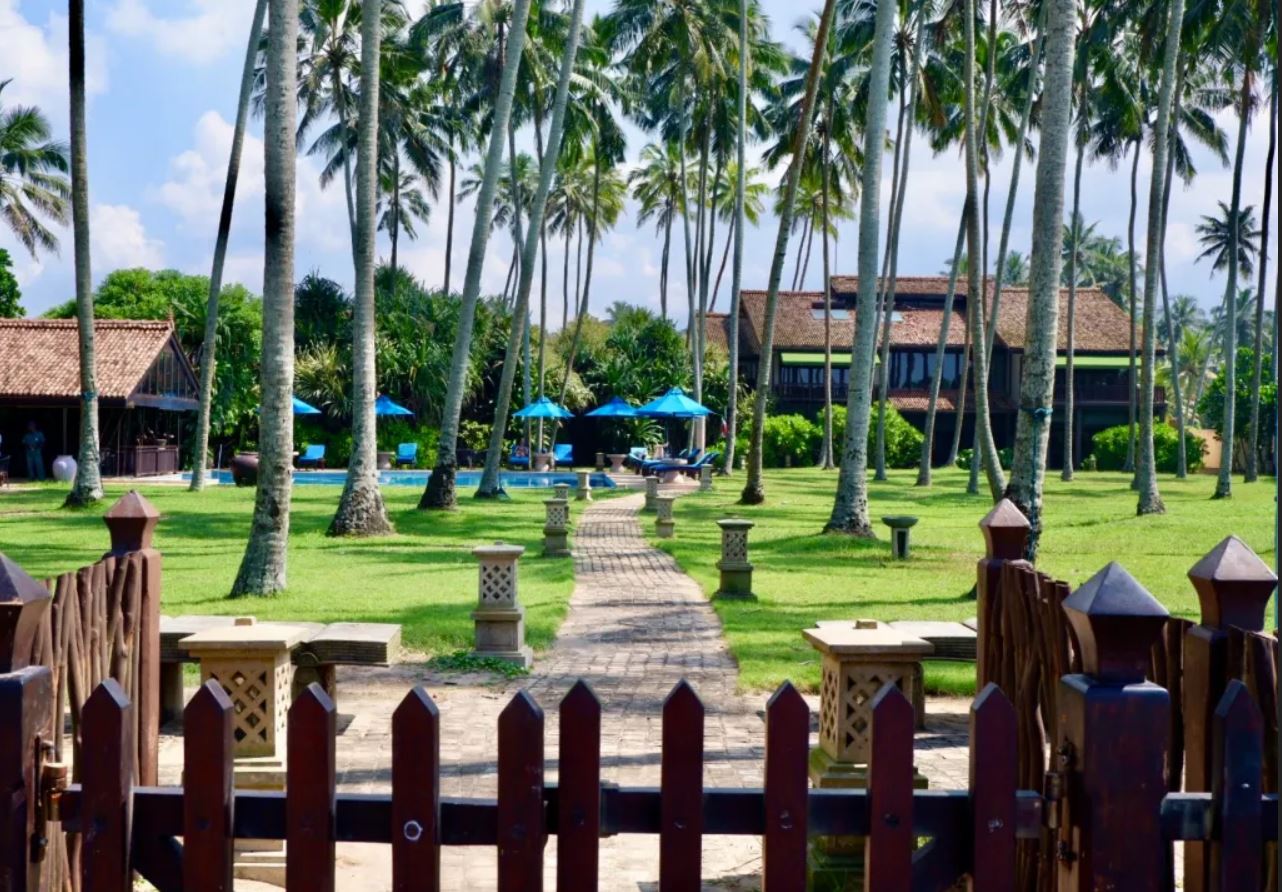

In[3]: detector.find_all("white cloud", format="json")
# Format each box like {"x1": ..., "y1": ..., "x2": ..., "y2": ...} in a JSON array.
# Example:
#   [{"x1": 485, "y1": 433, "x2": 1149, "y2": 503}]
[
  {"x1": 0, "y1": 0, "x2": 108, "y2": 115},
  {"x1": 92, "y1": 203, "x2": 165, "y2": 269},
  {"x1": 105, "y1": 0, "x2": 254, "y2": 65}
]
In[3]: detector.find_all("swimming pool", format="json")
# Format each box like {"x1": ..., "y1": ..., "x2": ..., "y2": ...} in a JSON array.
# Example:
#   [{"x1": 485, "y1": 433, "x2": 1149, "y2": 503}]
[{"x1": 187, "y1": 469, "x2": 617, "y2": 489}]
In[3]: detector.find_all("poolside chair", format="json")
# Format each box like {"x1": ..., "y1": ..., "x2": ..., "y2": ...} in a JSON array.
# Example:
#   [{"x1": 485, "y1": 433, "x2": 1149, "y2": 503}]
[
  {"x1": 648, "y1": 450, "x2": 719, "y2": 479},
  {"x1": 508, "y1": 446, "x2": 531, "y2": 468},
  {"x1": 622, "y1": 446, "x2": 649, "y2": 472},
  {"x1": 640, "y1": 448, "x2": 702, "y2": 476},
  {"x1": 553, "y1": 443, "x2": 574, "y2": 468},
  {"x1": 297, "y1": 444, "x2": 326, "y2": 469},
  {"x1": 394, "y1": 442, "x2": 418, "y2": 468}
]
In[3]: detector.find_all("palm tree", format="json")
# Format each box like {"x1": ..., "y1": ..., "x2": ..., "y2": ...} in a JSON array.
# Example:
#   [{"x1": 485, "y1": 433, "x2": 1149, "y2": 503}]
[
  {"x1": 1246, "y1": 70, "x2": 1275, "y2": 482},
  {"x1": 232, "y1": 0, "x2": 299, "y2": 594},
  {"x1": 476, "y1": 0, "x2": 587, "y2": 499},
  {"x1": 65, "y1": 0, "x2": 102, "y2": 508},
  {"x1": 1135, "y1": 0, "x2": 1185, "y2": 515},
  {"x1": 377, "y1": 163, "x2": 431, "y2": 275},
  {"x1": 330, "y1": 0, "x2": 393, "y2": 536},
  {"x1": 190, "y1": 0, "x2": 268, "y2": 493},
  {"x1": 725, "y1": 0, "x2": 749, "y2": 476},
  {"x1": 1194, "y1": 202, "x2": 1261, "y2": 276},
  {"x1": 707, "y1": 160, "x2": 769, "y2": 311},
  {"x1": 1059, "y1": 209, "x2": 1097, "y2": 479},
  {"x1": 1002, "y1": 0, "x2": 1075, "y2": 554},
  {"x1": 1001, "y1": 250, "x2": 1030, "y2": 285},
  {"x1": 739, "y1": 0, "x2": 837, "y2": 505},
  {"x1": 0, "y1": 81, "x2": 70, "y2": 256},
  {"x1": 824, "y1": 0, "x2": 895, "y2": 532},
  {"x1": 419, "y1": 0, "x2": 533, "y2": 510},
  {"x1": 629, "y1": 142, "x2": 685, "y2": 320}
]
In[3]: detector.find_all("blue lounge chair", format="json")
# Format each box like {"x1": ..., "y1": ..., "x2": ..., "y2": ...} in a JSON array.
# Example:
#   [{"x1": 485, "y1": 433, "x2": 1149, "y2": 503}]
[
  {"x1": 641, "y1": 449, "x2": 702, "y2": 476},
  {"x1": 508, "y1": 446, "x2": 531, "y2": 468},
  {"x1": 553, "y1": 443, "x2": 574, "y2": 468},
  {"x1": 297, "y1": 444, "x2": 326, "y2": 469},
  {"x1": 649, "y1": 451, "x2": 719, "y2": 479},
  {"x1": 395, "y1": 442, "x2": 418, "y2": 468}
]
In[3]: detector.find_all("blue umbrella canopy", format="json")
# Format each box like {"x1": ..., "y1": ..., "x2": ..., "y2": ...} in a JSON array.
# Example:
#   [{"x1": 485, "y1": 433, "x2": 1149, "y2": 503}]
[
  {"x1": 291, "y1": 396, "x2": 322, "y2": 416},
  {"x1": 513, "y1": 396, "x2": 574, "y2": 419},
  {"x1": 586, "y1": 396, "x2": 638, "y2": 418},
  {"x1": 636, "y1": 387, "x2": 711, "y2": 418},
  {"x1": 374, "y1": 394, "x2": 414, "y2": 417}
]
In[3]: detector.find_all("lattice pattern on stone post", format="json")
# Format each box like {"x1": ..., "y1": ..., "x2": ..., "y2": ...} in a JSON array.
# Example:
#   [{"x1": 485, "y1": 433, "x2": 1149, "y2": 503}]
[
  {"x1": 471, "y1": 543, "x2": 532, "y2": 668},
  {"x1": 575, "y1": 471, "x2": 593, "y2": 502},
  {"x1": 543, "y1": 499, "x2": 571, "y2": 557},
  {"x1": 553, "y1": 482, "x2": 570, "y2": 502},
  {"x1": 643, "y1": 476, "x2": 659, "y2": 513},
  {"x1": 655, "y1": 495, "x2": 676, "y2": 539},
  {"x1": 714, "y1": 519, "x2": 756, "y2": 600}
]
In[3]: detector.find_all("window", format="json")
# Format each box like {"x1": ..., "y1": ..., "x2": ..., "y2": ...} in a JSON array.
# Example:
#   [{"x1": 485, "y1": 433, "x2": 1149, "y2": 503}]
[
  {"x1": 809, "y1": 307, "x2": 850, "y2": 320},
  {"x1": 888, "y1": 350, "x2": 962, "y2": 390}
]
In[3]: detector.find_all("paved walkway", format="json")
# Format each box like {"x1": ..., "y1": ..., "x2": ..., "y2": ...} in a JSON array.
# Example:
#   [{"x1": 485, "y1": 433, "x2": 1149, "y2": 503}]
[{"x1": 158, "y1": 488, "x2": 971, "y2": 890}]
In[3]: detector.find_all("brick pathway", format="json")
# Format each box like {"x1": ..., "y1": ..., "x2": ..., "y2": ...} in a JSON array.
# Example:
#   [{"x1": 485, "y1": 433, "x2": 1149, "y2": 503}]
[{"x1": 158, "y1": 489, "x2": 971, "y2": 890}]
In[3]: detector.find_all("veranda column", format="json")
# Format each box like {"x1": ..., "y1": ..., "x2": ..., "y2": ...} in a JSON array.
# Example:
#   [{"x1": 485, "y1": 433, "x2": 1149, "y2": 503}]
[
  {"x1": 714, "y1": 518, "x2": 756, "y2": 600},
  {"x1": 1057, "y1": 562, "x2": 1170, "y2": 892},
  {"x1": 182, "y1": 617, "x2": 311, "y2": 885},
  {"x1": 1181, "y1": 536, "x2": 1275, "y2": 892},
  {"x1": 470, "y1": 543, "x2": 532, "y2": 668}
]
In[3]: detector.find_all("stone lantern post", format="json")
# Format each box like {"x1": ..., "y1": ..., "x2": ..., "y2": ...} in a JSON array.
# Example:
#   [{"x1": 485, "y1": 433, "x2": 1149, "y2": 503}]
[
  {"x1": 543, "y1": 497, "x2": 572, "y2": 557},
  {"x1": 655, "y1": 495, "x2": 676, "y2": 539},
  {"x1": 643, "y1": 475, "x2": 660, "y2": 512},
  {"x1": 699, "y1": 463, "x2": 713, "y2": 492},
  {"x1": 553, "y1": 482, "x2": 571, "y2": 502},
  {"x1": 470, "y1": 543, "x2": 532, "y2": 668},
  {"x1": 714, "y1": 518, "x2": 756, "y2": 599},
  {"x1": 575, "y1": 470, "x2": 593, "y2": 502}
]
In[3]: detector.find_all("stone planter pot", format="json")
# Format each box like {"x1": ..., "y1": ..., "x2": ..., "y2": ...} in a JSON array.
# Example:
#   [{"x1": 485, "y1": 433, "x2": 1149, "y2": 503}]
[
  {"x1": 230, "y1": 452, "x2": 259, "y2": 487},
  {"x1": 51, "y1": 454, "x2": 77, "y2": 483}
]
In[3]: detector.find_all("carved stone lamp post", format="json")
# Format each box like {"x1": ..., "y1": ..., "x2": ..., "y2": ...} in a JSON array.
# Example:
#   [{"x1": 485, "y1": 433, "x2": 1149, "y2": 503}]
[
  {"x1": 714, "y1": 519, "x2": 756, "y2": 600},
  {"x1": 699, "y1": 464, "x2": 713, "y2": 492},
  {"x1": 575, "y1": 470, "x2": 593, "y2": 502},
  {"x1": 643, "y1": 475, "x2": 660, "y2": 513},
  {"x1": 543, "y1": 498, "x2": 572, "y2": 557},
  {"x1": 470, "y1": 543, "x2": 532, "y2": 668},
  {"x1": 655, "y1": 495, "x2": 676, "y2": 539}
]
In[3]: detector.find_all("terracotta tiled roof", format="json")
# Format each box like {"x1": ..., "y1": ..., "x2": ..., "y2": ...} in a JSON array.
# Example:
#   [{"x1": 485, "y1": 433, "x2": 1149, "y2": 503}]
[
  {"x1": 995, "y1": 287, "x2": 1141, "y2": 353},
  {"x1": 703, "y1": 312, "x2": 732, "y2": 354},
  {"x1": 829, "y1": 275, "x2": 970, "y2": 298},
  {"x1": 738, "y1": 290, "x2": 969, "y2": 352},
  {"x1": 0, "y1": 319, "x2": 183, "y2": 401}
]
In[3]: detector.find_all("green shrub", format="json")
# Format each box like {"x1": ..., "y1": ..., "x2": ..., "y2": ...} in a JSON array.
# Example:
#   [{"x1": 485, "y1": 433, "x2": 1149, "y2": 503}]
[
  {"x1": 376, "y1": 421, "x2": 439, "y2": 468},
  {"x1": 828, "y1": 404, "x2": 924, "y2": 469},
  {"x1": 1090, "y1": 423, "x2": 1204, "y2": 474},
  {"x1": 955, "y1": 447, "x2": 1012, "y2": 471},
  {"x1": 762, "y1": 414, "x2": 821, "y2": 467},
  {"x1": 459, "y1": 420, "x2": 491, "y2": 452}
]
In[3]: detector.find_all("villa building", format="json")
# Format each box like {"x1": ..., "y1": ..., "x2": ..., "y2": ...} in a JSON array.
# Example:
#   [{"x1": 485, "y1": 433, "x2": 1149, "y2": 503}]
[{"x1": 706, "y1": 276, "x2": 1163, "y2": 468}]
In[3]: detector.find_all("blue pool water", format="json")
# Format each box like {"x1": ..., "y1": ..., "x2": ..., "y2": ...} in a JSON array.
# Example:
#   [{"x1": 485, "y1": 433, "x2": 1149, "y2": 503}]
[{"x1": 188, "y1": 469, "x2": 616, "y2": 489}]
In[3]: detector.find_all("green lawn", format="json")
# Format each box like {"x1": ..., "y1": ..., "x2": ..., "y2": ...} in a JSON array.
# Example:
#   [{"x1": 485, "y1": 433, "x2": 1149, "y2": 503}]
[
  {"x1": 651, "y1": 467, "x2": 1278, "y2": 696},
  {"x1": 0, "y1": 481, "x2": 581, "y2": 658}
]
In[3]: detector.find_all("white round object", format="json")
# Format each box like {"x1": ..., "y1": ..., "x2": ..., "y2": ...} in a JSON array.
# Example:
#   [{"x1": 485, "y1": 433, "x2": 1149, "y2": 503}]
[{"x1": 51, "y1": 454, "x2": 77, "y2": 483}]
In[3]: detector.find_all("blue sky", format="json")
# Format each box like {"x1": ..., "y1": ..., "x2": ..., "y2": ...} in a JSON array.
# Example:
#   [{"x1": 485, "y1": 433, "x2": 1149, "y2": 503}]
[{"x1": 2, "y1": 0, "x2": 1277, "y2": 326}]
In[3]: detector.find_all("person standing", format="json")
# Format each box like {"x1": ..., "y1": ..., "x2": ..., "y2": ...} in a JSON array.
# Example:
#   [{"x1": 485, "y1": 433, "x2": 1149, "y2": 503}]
[{"x1": 22, "y1": 421, "x2": 45, "y2": 481}]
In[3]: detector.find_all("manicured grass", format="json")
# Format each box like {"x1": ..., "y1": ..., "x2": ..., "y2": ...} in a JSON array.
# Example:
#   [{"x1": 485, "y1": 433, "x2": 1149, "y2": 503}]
[
  {"x1": 0, "y1": 481, "x2": 581, "y2": 658},
  {"x1": 651, "y1": 467, "x2": 1278, "y2": 697}
]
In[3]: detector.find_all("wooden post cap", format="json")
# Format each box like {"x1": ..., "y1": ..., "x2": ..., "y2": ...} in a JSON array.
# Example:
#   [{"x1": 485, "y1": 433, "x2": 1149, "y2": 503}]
[
  {"x1": 978, "y1": 499, "x2": 1030, "y2": 560},
  {"x1": 103, "y1": 490, "x2": 161, "y2": 554},
  {"x1": 0, "y1": 553, "x2": 52, "y2": 673},
  {"x1": 1187, "y1": 536, "x2": 1277, "y2": 632},
  {"x1": 1063, "y1": 562, "x2": 1169, "y2": 684}
]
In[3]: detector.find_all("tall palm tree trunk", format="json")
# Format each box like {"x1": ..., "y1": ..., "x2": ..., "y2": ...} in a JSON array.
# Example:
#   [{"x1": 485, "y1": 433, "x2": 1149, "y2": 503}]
[
  {"x1": 679, "y1": 112, "x2": 696, "y2": 342},
  {"x1": 949, "y1": 326, "x2": 971, "y2": 463},
  {"x1": 66, "y1": 0, "x2": 102, "y2": 508},
  {"x1": 190, "y1": 0, "x2": 268, "y2": 493},
  {"x1": 1003, "y1": 0, "x2": 1075, "y2": 554},
  {"x1": 710, "y1": 217, "x2": 734, "y2": 312},
  {"x1": 962, "y1": 0, "x2": 1005, "y2": 501},
  {"x1": 563, "y1": 227, "x2": 572, "y2": 329},
  {"x1": 819, "y1": 99, "x2": 835, "y2": 470},
  {"x1": 1245, "y1": 75, "x2": 1275, "y2": 482},
  {"x1": 231, "y1": 0, "x2": 299, "y2": 594},
  {"x1": 739, "y1": 0, "x2": 837, "y2": 505},
  {"x1": 390, "y1": 153, "x2": 401, "y2": 278},
  {"x1": 477, "y1": 0, "x2": 585, "y2": 498},
  {"x1": 444, "y1": 149, "x2": 455, "y2": 293},
  {"x1": 1062, "y1": 121, "x2": 1085, "y2": 480},
  {"x1": 1160, "y1": 70, "x2": 1189, "y2": 477},
  {"x1": 724, "y1": 0, "x2": 749, "y2": 476},
  {"x1": 419, "y1": 0, "x2": 532, "y2": 510},
  {"x1": 916, "y1": 211, "x2": 967, "y2": 485},
  {"x1": 1125, "y1": 135, "x2": 1140, "y2": 476},
  {"x1": 823, "y1": 0, "x2": 894, "y2": 530},
  {"x1": 558, "y1": 145, "x2": 602, "y2": 409},
  {"x1": 1212, "y1": 75, "x2": 1251, "y2": 499},
  {"x1": 1136, "y1": 0, "x2": 1184, "y2": 515},
  {"x1": 334, "y1": 68, "x2": 357, "y2": 258},
  {"x1": 660, "y1": 212, "x2": 673, "y2": 319},
  {"x1": 330, "y1": 0, "x2": 392, "y2": 536}
]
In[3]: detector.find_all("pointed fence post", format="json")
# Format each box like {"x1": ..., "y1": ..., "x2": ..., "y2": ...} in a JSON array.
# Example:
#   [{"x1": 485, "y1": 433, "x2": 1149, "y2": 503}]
[
  {"x1": 976, "y1": 499, "x2": 1030, "y2": 688},
  {"x1": 81, "y1": 680, "x2": 134, "y2": 892},
  {"x1": 392, "y1": 688, "x2": 440, "y2": 892},
  {"x1": 183, "y1": 681, "x2": 235, "y2": 892},
  {"x1": 0, "y1": 555, "x2": 53, "y2": 891},
  {"x1": 1181, "y1": 536, "x2": 1275, "y2": 892},
  {"x1": 660, "y1": 680, "x2": 703, "y2": 891},
  {"x1": 1057, "y1": 562, "x2": 1170, "y2": 892},
  {"x1": 497, "y1": 691, "x2": 544, "y2": 892}
]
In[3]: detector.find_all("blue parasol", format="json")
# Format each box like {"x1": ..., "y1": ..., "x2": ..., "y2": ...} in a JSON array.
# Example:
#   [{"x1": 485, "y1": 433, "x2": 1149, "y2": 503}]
[
  {"x1": 291, "y1": 396, "x2": 322, "y2": 416},
  {"x1": 513, "y1": 396, "x2": 574, "y2": 419},
  {"x1": 586, "y1": 396, "x2": 638, "y2": 418},
  {"x1": 374, "y1": 394, "x2": 414, "y2": 417},
  {"x1": 636, "y1": 387, "x2": 711, "y2": 418}
]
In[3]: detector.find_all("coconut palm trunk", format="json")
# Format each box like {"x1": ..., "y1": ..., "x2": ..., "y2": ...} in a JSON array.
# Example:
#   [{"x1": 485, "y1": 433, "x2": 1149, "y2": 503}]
[
  {"x1": 961, "y1": 0, "x2": 1005, "y2": 501},
  {"x1": 1062, "y1": 124, "x2": 1085, "y2": 480},
  {"x1": 476, "y1": 0, "x2": 585, "y2": 499},
  {"x1": 739, "y1": 0, "x2": 837, "y2": 505},
  {"x1": 1003, "y1": 0, "x2": 1075, "y2": 552},
  {"x1": 330, "y1": 0, "x2": 392, "y2": 536},
  {"x1": 723, "y1": 0, "x2": 749, "y2": 476},
  {"x1": 444, "y1": 148, "x2": 456, "y2": 294},
  {"x1": 557, "y1": 146, "x2": 602, "y2": 408},
  {"x1": 1135, "y1": 0, "x2": 1184, "y2": 515},
  {"x1": 65, "y1": 0, "x2": 103, "y2": 508},
  {"x1": 819, "y1": 98, "x2": 835, "y2": 470},
  {"x1": 190, "y1": 0, "x2": 268, "y2": 493},
  {"x1": 916, "y1": 211, "x2": 967, "y2": 485},
  {"x1": 1245, "y1": 75, "x2": 1275, "y2": 482},
  {"x1": 231, "y1": 0, "x2": 299, "y2": 595},
  {"x1": 1212, "y1": 74, "x2": 1252, "y2": 499},
  {"x1": 823, "y1": 0, "x2": 895, "y2": 532},
  {"x1": 1125, "y1": 133, "x2": 1140, "y2": 476},
  {"x1": 419, "y1": 0, "x2": 532, "y2": 510},
  {"x1": 1159, "y1": 72, "x2": 1189, "y2": 476}
]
